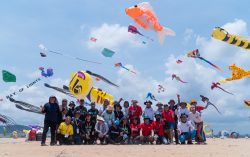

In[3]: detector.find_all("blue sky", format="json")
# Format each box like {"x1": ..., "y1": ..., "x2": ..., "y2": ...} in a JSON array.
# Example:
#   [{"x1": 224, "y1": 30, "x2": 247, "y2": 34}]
[{"x1": 1, "y1": 0, "x2": 250, "y2": 134}]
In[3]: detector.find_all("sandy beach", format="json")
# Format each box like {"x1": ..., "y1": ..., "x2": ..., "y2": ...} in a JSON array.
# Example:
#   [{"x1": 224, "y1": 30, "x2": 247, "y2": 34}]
[{"x1": 0, "y1": 138, "x2": 249, "y2": 157}]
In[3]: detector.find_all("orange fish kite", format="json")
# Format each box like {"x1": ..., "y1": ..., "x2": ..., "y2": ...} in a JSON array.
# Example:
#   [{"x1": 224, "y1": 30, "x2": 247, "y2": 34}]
[{"x1": 125, "y1": 2, "x2": 175, "y2": 44}]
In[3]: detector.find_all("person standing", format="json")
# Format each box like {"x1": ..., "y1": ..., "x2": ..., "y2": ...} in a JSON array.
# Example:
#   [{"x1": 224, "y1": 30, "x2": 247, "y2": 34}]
[
  {"x1": 41, "y1": 96, "x2": 60, "y2": 146},
  {"x1": 122, "y1": 101, "x2": 130, "y2": 118},
  {"x1": 128, "y1": 100, "x2": 142, "y2": 124},
  {"x1": 88, "y1": 102, "x2": 99, "y2": 123},
  {"x1": 143, "y1": 101, "x2": 154, "y2": 123},
  {"x1": 74, "y1": 99, "x2": 88, "y2": 121}
]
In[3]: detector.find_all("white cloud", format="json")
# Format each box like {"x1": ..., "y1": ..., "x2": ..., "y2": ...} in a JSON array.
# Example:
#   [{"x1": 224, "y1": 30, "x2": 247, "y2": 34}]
[
  {"x1": 183, "y1": 28, "x2": 196, "y2": 44},
  {"x1": 87, "y1": 23, "x2": 142, "y2": 51}
]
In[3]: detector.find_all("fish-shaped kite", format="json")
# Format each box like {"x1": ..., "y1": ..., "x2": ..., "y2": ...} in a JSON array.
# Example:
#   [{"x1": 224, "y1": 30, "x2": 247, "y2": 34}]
[
  {"x1": 200, "y1": 95, "x2": 221, "y2": 114},
  {"x1": 187, "y1": 49, "x2": 222, "y2": 71},
  {"x1": 125, "y1": 2, "x2": 175, "y2": 44},
  {"x1": 219, "y1": 64, "x2": 250, "y2": 83},
  {"x1": 158, "y1": 85, "x2": 165, "y2": 93},
  {"x1": 39, "y1": 67, "x2": 53, "y2": 77},
  {"x1": 146, "y1": 92, "x2": 157, "y2": 101},
  {"x1": 172, "y1": 74, "x2": 187, "y2": 83},
  {"x1": 211, "y1": 82, "x2": 234, "y2": 95},
  {"x1": 128, "y1": 25, "x2": 153, "y2": 41},
  {"x1": 115, "y1": 63, "x2": 136, "y2": 74}
]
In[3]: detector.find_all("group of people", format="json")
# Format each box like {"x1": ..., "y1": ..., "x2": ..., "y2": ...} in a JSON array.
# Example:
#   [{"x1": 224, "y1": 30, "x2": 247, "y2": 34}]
[{"x1": 41, "y1": 94, "x2": 207, "y2": 146}]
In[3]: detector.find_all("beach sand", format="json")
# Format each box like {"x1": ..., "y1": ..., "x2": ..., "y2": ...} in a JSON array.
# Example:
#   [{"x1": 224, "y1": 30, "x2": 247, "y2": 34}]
[{"x1": 0, "y1": 138, "x2": 249, "y2": 157}]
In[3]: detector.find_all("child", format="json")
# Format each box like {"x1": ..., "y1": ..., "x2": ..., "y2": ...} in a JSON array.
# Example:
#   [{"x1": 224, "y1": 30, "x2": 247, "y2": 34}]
[
  {"x1": 175, "y1": 102, "x2": 190, "y2": 121},
  {"x1": 108, "y1": 120, "x2": 122, "y2": 144},
  {"x1": 152, "y1": 112, "x2": 167, "y2": 144},
  {"x1": 162, "y1": 104, "x2": 175, "y2": 144},
  {"x1": 177, "y1": 114, "x2": 195, "y2": 144},
  {"x1": 130, "y1": 117, "x2": 141, "y2": 144},
  {"x1": 119, "y1": 117, "x2": 131, "y2": 144},
  {"x1": 82, "y1": 112, "x2": 96, "y2": 144},
  {"x1": 72, "y1": 111, "x2": 83, "y2": 145},
  {"x1": 95, "y1": 116, "x2": 109, "y2": 144},
  {"x1": 57, "y1": 116, "x2": 74, "y2": 145},
  {"x1": 139, "y1": 115, "x2": 154, "y2": 144}
]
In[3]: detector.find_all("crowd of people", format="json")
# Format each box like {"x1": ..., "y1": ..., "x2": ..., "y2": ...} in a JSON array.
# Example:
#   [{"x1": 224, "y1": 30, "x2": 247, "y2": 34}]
[{"x1": 40, "y1": 94, "x2": 207, "y2": 146}]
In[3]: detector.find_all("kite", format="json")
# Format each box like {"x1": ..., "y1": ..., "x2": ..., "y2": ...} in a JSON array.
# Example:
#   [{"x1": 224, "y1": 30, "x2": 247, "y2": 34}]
[
  {"x1": 158, "y1": 85, "x2": 165, "y2": 93},
  {"x1": 44, "y1": 83, "x2": 75, "y2": 98},
  {"x1": 203, "y1": 124, "x2": 213, "y2": 136},
  {"x1": 128, "y1": 25, "x2": 153, "y2": 41},
  {"x1": 142, "y1": 41, "x2": 147, "y2": 44},
  {"x1": 38, "y1": 44, "x2": 101, "y2": 64},
  {"x1": 9, "y1": 98, "x2": 42, "y2": 114},
  {"x1": 115, "y1": 63, "x2": 136, "y2": 74},
  {"x1": 39, "y1": 67, "x2": 53, "y2": 77},
  {"x1": 101, "y1": 48, "x2": 115, "y2": 58},
  {"x1": 219, "y1": 64, "x2": 250, "y2": 83},
  {"x1": 87, "y1": 88, "x2": 114, "y2": 105},
  {"x1": 146, "y1": 92, "x2": 157, "y2": 101},
  {"x1": 200, "y1": 95, "x2": 221, "y2": 114},
  {"x1": 90, "y1": 37, "x2": 97, "y2": 42},
  {"x1": 176, "y1": 60, "x2": 183, "y2": 64},
  {"x1": 244, "y1": 100, "x2": 250, "y2": 108},
  {"x1": 172, "y1": 74, "x2": 187, "y2": 83},
  {"x1": 2, "y1": 70, "x2": 16, "y2": 82},
  {"x1": 40, "y1": 52, "x2": 46, "y2": 57},
  {"x1": 187, "y1": 49, "x2": 222, "y2": 71},
  {"x1": 211, "y1": 82, "x2": 234, "y2": 95},
  {"x1": 85, "y1": 70, "x2": 118, "y2": 87},
  {"x1": 125, "y1": 2, "x2": 175, "y2": 44},
  {"x1": 212, "y1": 27, "x2": 250, "y2": 51},
  {"x1": 0, "y1": 114, "x2": 16, "y2": 130}
]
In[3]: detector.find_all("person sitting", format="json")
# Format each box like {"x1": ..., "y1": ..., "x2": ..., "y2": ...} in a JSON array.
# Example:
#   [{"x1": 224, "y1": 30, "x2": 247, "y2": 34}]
[
  {"x1": 119, "y1": 117, "x2": 131, "y2": 144},
  {"x1": 139, "y1": 115, "x2": 154, "y2": 144},
  {"x1": 95, "y1": 116, "x2": 109, "y2": 145},
  {"x1": 108, "y1": 120, "x2": 122, "y2": 144},
  {"x1": 177, "y1": 114, "x2": 195, "y2": 144},
  {"x1": 57, "y1": 116, "x2": 73, "y2": 145},
  {"x1": 152, "y1": 112, "x2": 167, "y2": 144},
  {"x1": 82, "y1": 113, "x2": 96, "y2": 144},
  {"x1": 72, "y1": 111, "x2": 83, "y2": 145},
  {"x1": 130, "y1": 117, "x2": 141, "y2": 144}
]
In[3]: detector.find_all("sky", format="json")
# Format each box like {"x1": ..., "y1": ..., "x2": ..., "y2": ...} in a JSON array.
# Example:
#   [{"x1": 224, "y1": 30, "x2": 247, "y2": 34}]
[{"x1": 0, "y1": 0, "x2": 250, "y2": 134}]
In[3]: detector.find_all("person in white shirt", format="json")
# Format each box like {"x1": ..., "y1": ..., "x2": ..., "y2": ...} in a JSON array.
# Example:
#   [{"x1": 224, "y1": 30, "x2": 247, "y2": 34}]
[
  {"x1": 143, "y1": 101, "x2": 155, "y2": 122},
  {"x1": 175, "y1": 102, "x2": 190, "y2": 121},
  {"x1": 189, "y1": 105, "x2": 206, "y2": 144},
  {"x1": 122, "y1": 101, "x2": 130, "y2": 118},
  {"x1": 177, "y1": 113, "x2": 195, "y2": 144}
]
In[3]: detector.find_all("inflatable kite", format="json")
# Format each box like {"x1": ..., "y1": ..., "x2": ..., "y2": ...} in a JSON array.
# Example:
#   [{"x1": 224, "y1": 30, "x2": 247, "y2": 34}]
[
  {"x1": 128, "y1": 25, "x2": 153, "y2": 41},
  {"x1": 187, "y1": 49, "x2": 222, "y2": 71},
  {"x1": 87, "y1": 88, "x2": 114, "y2": 105},
  {"x1": 38, "y1": 44, "x2": 100, "y2": 64},
  {"x1": 211, "y1": 27, "x2": 250, "y2": 51},
  {"x1": 200, "y1": 95, "x2": 221, "y2": 114},
  {"x1": 9, "y1": 98, "x2": 42, "y2": 114},
  {"x1": 125, "y1": 2, "x2": 175, "y2": 44},
  {"x1": 172, "y1": 74, "x2": 187, "y2": 83},
  {"x1": 158, "y1": 85, "x2": 165, "y2": 93},
  {"x1": 244, "y1": 100, "x2": 250, "y2": 108},
  {"x1": 39, "y1": 67, "x2": 53, "y2": 77},
  {"x1": 211, "y1": 82, "x2": 234, "y2": 95},
  {"x1": 219, "y1": 64, "x2": 250, "y2": 83},
  {"x1": 115, "y1": 63, "x2": 136, "y2": 74},
  {"x1": 101, "y1": 48, "x2": 115, "y2": 57},
  {"x1": 2, "y1": 70, "x2": 16, "y2": 82},
  {"x1": 146, "y1": 92, "x2": 157, "y2": 101}
]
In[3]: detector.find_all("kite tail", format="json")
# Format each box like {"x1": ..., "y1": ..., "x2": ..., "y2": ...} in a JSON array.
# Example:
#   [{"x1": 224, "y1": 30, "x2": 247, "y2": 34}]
[
  {"x1": 158, "y1": 27, "x2": 176, "y2": 44},
  {"x1": 208, "y1": 102, "x2": 221, "y2": 115},
  {"x1": 218, "y1": 86, "x2": 234, "y2": 95},
  {"x1": 199, "y1": 57, "x2": 222, "y2": 71}
]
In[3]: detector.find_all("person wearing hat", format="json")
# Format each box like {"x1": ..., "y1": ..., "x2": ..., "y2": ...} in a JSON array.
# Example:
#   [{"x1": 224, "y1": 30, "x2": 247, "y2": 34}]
[
  {"x1": 82, "y1": 112, "x2": 96, "y2": 144},
  {"x1": 190, "y1": 99, "x2": 207, "y2": 113},
  {"x1": 98, "y1": 99, "x2": 110, "y2": 116},
  {"x1": 66, "y1": 101, "x2": 76, "y2": 118},
  {"x1": 95, "y1": 116, "x2": 109, "y2": 144},
  {"x1": 130, "y1": 117, "x2": 141, "y2": 144},
  {"x1": 162, "y1": 104, "x2": 175, "y2": 144},
  {"x1": 119, "y1": 117, "x2": 131, "y2": 144},
  {"x1": 152, "y1": 112, "x2": 167, "y2": 144},
  {"x1": 177, "y1": 113, "x2": 195, "y2": 144},
  {"x1": 175, "y1": 102, "x2": 190, "y2": 122},
  {"x1": 108, "y1": 119, "x2": 122, "y2": 144},
  {"x1": 101, "y1": 105, "x2": 115, "y2": 127},
  {"x1": 155, "y1": 102, "x2": 164, "y2": 113},
  {"x1": 143, "y1": 100, "x2": 155, "y2": 123},
  {"x1": 74, "y1": 99, "x2": 88, "y2": 121},
  {"x1": 139, "y1": 115, "x2": 154, "y2": 144},
  {"x1": 72, "y1": 111, "x2": 83, "y2": 145},
  {"x1": 114, "y1": 104, "x2": 124, "y2": 121},
  {"x1": 88, "y1": 102, "x2": 99, "y2": 123},
  {"x1": 128, "y1": 100, "x2": 142, "y2": 124},
  {"x1": 122, "y1": 101, "x2": 130, "y2": 118}
]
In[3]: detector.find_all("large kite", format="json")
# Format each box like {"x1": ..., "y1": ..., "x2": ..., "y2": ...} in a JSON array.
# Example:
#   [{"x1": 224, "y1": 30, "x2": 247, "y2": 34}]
[
  {"x1": 187, "y1": 49, "x2": 222, "y2": 71},
  {"x1": 128, "y1": 25, "x2": 153, "y2": 41},
  {"x1": 172, "y1": 74, "x2": 187, "y2": 83},
  {"x1": 211, "y1": 82, "x2": 234, "y2": 95},
  {"x1": 125, "y1": 2, "x2": 175, "y2": 44},
  {"x1": 44, "y1": 83, "x2": 75, "y2": 98},
  {"x1": 39, "y1": 67, "x2": 53, "y2": 77},
  {"x1": 212, "y1": 27, "x2": 250, "y2": 51},
  {"x1": 219, "y1": 64, "x2": 250, "y2": 83},
  {"x1": 2, "y1": 70, "x2": 16, "y2": 82},
  {"x1": 115, "y1": 63, "x2": 136, "y2": 74},
  {"x1": 9, "y1": 98, "x2": 42, "y2": 114},
  {"x1": 200, "y1": 95, "x2": 221, "y2": 114},
  {"x1": 38, "y1": 44, "x2": 101, "y2": 64}
]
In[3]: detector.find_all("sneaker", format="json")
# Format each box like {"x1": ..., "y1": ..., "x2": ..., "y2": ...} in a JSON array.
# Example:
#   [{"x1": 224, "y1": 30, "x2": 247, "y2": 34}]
[
  {"x1": 41, "y1": 143, "x2": 47, "y2": 146},
  {"x1": 187, "y1": 141, "x2": 193, "y2": 145}
]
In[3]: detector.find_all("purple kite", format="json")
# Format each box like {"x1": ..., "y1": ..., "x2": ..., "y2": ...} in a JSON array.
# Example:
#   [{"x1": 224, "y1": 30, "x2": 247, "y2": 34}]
[{"x1": 128, "y1": 25, "x2": 153, "y2": 41}]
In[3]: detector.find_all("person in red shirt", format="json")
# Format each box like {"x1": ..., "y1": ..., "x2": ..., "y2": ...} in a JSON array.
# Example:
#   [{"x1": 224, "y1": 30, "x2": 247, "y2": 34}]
[
  {"x1": 128, "y1": 100, "x2": 142, "y2": 124},
  {"x1": 190, "y1": 99, "x2": 207, "y2": 113},
  {"x1": 152, "y1": 112, "x2": 167, "y2": 144},
  {"x1": 139, "y1": 115, "x2": 154, "y2": 144},
  {"x1": 162, "y1": 104, "x2": 175, "y2": 144},
  {"x1": 130, "y1": 117, "x2": 141, "y2": 144}
]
